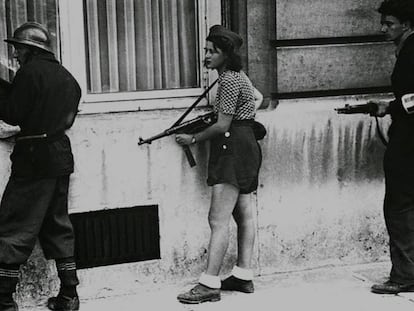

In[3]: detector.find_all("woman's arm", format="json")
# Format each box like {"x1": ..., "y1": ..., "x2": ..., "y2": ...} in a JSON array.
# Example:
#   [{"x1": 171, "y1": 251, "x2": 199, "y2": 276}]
[
  {"x1": 175, "y1": 112, "x2": 233, "y2": 146},
  {"x1": 253, "y1": 87, "x2": 263, "y2": 110}
]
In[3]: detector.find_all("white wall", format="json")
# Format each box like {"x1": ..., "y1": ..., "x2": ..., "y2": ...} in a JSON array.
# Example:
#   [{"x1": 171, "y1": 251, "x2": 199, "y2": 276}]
[{"x1": 2, "y1": 96, "x2": 392, "y2": 306}]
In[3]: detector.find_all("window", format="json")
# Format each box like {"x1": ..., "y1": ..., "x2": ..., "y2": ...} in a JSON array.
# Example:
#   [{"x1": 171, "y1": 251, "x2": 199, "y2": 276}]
[
  {"x1": 83, "y1": 0, "x2": 200, "y2": 94},
  {"x1": 0, "y1": 0, "x2": 221, "y2": 112},
  {"x1": 57, "y1": 0, "x2": 220, "y2": 111},
  {"x1": 0, "y1": 0, "x2": 59, "y2": 81}
]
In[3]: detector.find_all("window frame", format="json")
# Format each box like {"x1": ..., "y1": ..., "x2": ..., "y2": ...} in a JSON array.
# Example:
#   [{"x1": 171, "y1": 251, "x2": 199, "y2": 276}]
[{"x1": 58, "y1": 0, "x2": 221, "y2": 114}]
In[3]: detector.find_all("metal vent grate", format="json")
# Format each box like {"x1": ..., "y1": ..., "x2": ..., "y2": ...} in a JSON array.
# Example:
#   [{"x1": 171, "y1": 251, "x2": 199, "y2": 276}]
[{"x1": 69, "y1": 205, "x2": 160, "y2": 269}]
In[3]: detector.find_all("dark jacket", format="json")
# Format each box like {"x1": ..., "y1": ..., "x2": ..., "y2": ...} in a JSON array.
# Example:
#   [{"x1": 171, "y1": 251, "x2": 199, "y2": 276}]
[
  {"x1": 385, "y1": 34, "x2": 414, "y2": 175},
  {"x1": 0, "y1": 53, "x2": 81, "y2": 177},
  {"x1": 382, "y1": 33, "x2": 414, "y2": 285}
]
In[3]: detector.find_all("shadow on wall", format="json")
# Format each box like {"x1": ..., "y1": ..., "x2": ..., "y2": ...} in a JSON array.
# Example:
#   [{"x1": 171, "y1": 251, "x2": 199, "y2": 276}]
[
  {"x1": 255, "y1": 98, "x2": 390, "y2": 274},
  {"x1": 258, "y1": 99, "x2": 387, "y2": 187}
]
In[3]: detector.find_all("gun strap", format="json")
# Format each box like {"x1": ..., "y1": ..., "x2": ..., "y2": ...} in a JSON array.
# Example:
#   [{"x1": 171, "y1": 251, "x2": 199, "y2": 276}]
[
  {"x1": 170, "y1": 79, "x2": 218, "y2": 128},
  {"x1": 374, "y1": 116, "x2": 388, "y2": 147}
]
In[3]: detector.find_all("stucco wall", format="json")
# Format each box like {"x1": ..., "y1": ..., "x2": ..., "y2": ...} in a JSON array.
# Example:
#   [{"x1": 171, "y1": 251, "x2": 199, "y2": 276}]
[
  {"x1": 257, "y1": 97, "x2": 389, "y2": 274},
  {"x1": 0, "y1": 96, "x2": 392, "y2": 306},
  {"x1": 241, "y1": 0, "x2": 391, "y2": 107}
]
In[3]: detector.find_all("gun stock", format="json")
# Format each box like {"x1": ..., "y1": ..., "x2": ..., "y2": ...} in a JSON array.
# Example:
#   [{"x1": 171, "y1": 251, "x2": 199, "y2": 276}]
[{"x1": 335, "y1": 102, "x2": 378, "y2": 114}]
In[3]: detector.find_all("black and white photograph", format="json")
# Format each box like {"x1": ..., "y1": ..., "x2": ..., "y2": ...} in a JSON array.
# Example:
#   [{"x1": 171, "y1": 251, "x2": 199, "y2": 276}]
[{"x1": 0, "y1": 0, "x2": 414, "y2": 310}]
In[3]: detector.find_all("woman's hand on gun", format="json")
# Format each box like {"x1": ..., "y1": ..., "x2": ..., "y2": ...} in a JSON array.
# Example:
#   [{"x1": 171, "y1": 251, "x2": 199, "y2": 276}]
[{"x1": 175, "y1": 134, "x2": 193, "y2": 146}]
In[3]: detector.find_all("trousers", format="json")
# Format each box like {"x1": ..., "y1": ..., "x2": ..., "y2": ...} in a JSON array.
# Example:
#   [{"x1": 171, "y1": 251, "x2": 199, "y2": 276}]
[
  {"x1": 0, "y1": 175, "x2": 75, "y2": 264},
  {"x1": 0, "y1": 175, "x2": 77, "y2": 293}
]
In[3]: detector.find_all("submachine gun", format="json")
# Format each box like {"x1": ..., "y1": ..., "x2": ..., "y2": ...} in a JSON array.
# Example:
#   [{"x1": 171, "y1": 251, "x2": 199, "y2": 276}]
[
  {"x1": 334, "y1": 102, "x2": 387, "y2": 146},
  {"x1": 138, "y1": 112, "x2": 217, "y2": 166},
  {"x1": 138, "y1": 79, "x2": 218, "y2": 167},
  {"x1": 334, "y1": 102, "x2": 378, "y2": 115}
]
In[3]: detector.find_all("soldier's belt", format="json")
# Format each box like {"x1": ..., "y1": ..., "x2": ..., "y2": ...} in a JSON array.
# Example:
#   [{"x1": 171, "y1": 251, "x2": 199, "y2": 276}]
[
  {"x1": 15, "y1": 133, "x2": 47, "y2": 141},
  {"x1": 15, "y1": 130, "x2": 65, "y2": 142}
]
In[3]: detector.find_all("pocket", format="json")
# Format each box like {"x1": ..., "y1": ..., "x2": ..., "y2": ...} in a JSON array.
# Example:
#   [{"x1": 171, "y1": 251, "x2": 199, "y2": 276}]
[
  {"x1": 48, "y1": 137, "x2": 74, "y2": 171},
  {"x1": 10, "y1": 144, "x2": 35, "y2": 176},
  {"x1": 32, "y1": 142, "x2": 51, "y2": 174}
]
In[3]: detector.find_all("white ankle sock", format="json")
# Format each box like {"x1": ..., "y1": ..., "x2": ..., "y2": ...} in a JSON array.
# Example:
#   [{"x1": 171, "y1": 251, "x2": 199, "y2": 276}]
[
  {"x1": 232, "y1": 266, "x2": 253, "y2": 281},
  {"x1": 199, "y1": 273, "x2": 221, "y2": 289}
]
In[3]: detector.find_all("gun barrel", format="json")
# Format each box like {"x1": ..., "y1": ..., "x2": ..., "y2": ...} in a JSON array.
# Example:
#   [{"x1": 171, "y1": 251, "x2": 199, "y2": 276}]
[
  {"x1": 138, "y1": 131, "x2": 170, "y2": 145},
  {"x1": 137, "y1": 112, "x2": 216, "y2": 145},
  {"x1": 335, "y1": 103, "x2": 377, "y2": 114}
]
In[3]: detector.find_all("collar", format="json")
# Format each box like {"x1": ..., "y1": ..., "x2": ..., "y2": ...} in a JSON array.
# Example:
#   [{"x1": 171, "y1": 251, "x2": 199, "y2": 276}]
[
  {"x1": 396, "y1": 30, "x2": 414, "y2": 56},
  {"x1": 218, "y1": 69, "x2": 240, "y2": 79},
  {"x1": 25, "y1": 52, "x2": 59, "y2": 65}
]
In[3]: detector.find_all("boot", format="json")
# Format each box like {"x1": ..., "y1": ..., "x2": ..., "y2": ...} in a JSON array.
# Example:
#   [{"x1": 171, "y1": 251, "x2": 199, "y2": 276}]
[
  {"x1": 371, "y1": 280, "x2": 414, "y2": 294},
  {"x1": 47, "y1": 258, "x2": 79, "y2": 311},
  {"x1": 0, "y1": 294, "x2": 18, "y2": 311},
  {"x1": 0, "y1": 265, "x2": 19, "y2": 311},
  {"x1": 47, "y1": 295, "x2": 79, "y2": 311}
]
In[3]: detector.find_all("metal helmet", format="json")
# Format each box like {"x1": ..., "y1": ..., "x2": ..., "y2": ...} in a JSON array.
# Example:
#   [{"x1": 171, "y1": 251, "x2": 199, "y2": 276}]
[{"x1": 4, "y1": 22, "x2": 53, "y2": 53}]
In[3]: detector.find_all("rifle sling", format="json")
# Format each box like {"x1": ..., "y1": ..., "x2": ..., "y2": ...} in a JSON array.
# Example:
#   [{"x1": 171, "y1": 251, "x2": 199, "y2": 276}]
[
  {"x1": 170, "y1": 79, "x2": 218, "y2": 128},
  {"x1": 374, "y1": 116, "x2": 388, "y2": 147}
]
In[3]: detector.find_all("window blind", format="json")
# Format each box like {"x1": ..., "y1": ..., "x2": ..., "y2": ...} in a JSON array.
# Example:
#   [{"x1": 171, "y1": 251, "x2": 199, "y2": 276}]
[
  {"x1": 84, "y1": 0, "x2": 200, "y2": 94},
  {"x1": 0, "y1": 0, "x2": 58, "y2": 81}
]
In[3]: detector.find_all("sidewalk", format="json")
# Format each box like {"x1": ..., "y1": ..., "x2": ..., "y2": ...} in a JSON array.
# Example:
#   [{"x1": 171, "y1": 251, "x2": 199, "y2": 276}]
[{"x1": 23, "y1": 261, "x2": 414, "y2": 311}]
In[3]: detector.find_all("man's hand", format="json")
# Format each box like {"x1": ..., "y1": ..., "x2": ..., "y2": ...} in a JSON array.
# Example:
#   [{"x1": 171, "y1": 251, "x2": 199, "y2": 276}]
[
  {"x1": 0, "y1": 120, "x2": 20, "y2": 139},
  {"x1": 368, "y1": 100, "x2": 389, "y2": 117}
]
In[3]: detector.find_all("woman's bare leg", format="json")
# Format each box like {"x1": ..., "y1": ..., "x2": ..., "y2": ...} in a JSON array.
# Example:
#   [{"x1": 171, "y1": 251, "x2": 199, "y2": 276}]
[
  {"x1": 233, "y1": 193, "x2": 255, "y2": 269},
  {"x1": 205, "y1": 183, "x2": 239, "y2": 276}
]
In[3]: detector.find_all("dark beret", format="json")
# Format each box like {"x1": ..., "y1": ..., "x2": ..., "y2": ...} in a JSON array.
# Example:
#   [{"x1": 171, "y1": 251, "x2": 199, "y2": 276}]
[{"x1": 207, "y1": 24, "x2": 243, "y2": 49}]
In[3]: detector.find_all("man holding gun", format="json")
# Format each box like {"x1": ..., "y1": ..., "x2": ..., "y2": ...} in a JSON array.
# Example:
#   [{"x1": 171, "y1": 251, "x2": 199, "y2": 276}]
[{"x1": 363, "y1": 0, "x2": 414, "y2": 295}]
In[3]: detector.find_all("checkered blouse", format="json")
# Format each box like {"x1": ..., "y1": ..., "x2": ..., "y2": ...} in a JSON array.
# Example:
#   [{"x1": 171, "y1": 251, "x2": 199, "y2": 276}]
[{"x1": 214, "y1": 70, "x2": 256, "y2": 120}]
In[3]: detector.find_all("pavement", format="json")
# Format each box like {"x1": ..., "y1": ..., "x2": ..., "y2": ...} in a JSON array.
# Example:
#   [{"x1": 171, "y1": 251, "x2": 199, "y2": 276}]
[{"x1": 22, "y1": 261, "x2": 414, "y2": 311}]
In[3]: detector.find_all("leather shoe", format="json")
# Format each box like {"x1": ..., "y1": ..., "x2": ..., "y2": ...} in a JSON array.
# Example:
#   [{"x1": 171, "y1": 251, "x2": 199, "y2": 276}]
[
  {"x1": 371, "y1": 280, "x2": 414, "y2": 294},
  {"x1": 221, "y1": 275, "x2": 254, "y2": 293},
  {"x1": 47, "y1": 295, "x2": 79, "y2": 311},
  {"x1": 177, "y1": 283, "x2": 220, "y2": 304}
]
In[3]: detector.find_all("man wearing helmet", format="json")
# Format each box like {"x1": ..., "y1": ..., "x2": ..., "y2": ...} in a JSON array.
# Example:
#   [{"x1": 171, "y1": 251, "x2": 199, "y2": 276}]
[{"x1": 0, "y1": 22, "x2": 81, "y2": 311}]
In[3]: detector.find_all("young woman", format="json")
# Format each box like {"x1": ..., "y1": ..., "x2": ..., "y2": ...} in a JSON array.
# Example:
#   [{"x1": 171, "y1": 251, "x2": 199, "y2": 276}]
[{"x1": 175, "y1": 25, "x2": 263, "y2": 304}]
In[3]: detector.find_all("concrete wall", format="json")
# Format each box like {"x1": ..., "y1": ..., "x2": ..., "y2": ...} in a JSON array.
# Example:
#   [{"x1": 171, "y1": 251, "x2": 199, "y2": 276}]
[
  {"x1": 277, "y1": 43, "x2": 394, "y2": 93},
  {"x1": 239, "y1": 0, "x2": 392, "y2": 104},
  {"x1": 3, "y1": 94, "x2": 393, "y2": 306},
  {"x1": 275, "y1": 0, "x2": 383, "y2": 39},
  {"x1": 257, "y1": 97, "x2": 390, "y2": 274}
]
